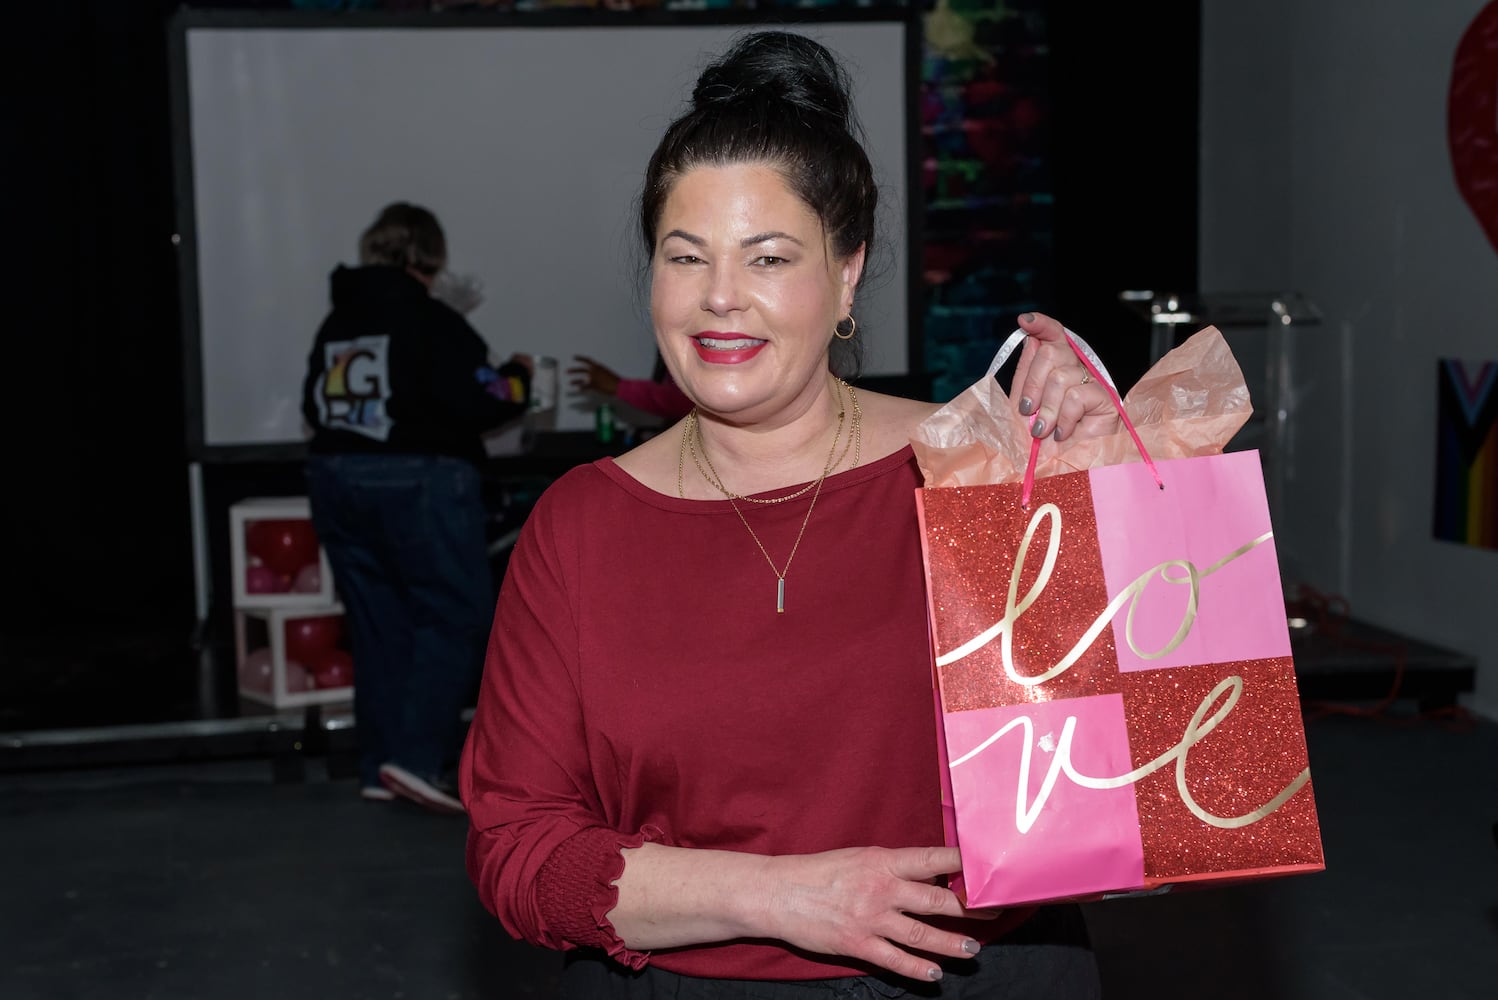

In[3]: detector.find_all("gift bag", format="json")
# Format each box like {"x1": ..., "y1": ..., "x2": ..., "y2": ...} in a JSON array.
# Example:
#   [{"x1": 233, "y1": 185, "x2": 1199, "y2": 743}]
[{"x1": 914, "y1": 327, "x2": 1325, "y2": 907}]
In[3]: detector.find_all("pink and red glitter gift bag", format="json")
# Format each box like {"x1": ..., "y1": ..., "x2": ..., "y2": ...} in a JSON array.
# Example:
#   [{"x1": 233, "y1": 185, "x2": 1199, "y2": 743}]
[{"x1": 912, "y1": 327, "x2": 1325, "y2": 907}]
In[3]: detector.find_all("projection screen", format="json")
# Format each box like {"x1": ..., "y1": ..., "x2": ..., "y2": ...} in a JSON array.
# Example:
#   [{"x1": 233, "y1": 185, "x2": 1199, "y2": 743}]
[{"x1": 171, "y1": 12, "x2": 917, "y2": 456}]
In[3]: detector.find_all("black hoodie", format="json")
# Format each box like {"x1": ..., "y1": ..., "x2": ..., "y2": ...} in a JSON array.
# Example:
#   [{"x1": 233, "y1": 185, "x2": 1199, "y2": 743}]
[{"x1": 301, "y1": 266, "x2": 529, "y2": 465}]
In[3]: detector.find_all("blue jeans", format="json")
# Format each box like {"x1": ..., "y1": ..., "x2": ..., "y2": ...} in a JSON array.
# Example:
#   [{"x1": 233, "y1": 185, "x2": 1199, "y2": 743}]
[{"x1": 305, "y1": 454, "x2": 494, "y2": 789}]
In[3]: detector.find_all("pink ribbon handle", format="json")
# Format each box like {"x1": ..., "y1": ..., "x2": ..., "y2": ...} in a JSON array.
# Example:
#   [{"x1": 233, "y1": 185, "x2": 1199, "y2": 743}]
[{"x1": 1019, "y1": 329, "x2": 1163, "y2": 508}]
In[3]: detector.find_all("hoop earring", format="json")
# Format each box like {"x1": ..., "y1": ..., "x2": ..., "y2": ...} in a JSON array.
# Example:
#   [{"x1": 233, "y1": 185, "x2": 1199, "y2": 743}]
[{"x1": 834, "y1": 315, "x2": 856, "y2": 341}]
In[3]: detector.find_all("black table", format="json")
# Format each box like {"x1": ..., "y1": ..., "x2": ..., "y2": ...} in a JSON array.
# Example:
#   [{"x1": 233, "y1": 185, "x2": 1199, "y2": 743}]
[{"x1": 1289, "y1": 616, "x2": 1476, "y2": 710}]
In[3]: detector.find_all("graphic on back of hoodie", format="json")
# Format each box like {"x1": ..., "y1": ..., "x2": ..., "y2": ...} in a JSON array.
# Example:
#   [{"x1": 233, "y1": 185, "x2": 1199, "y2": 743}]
[{"x1": 313, "y1": 335, "x2": 393, "y2": 440}]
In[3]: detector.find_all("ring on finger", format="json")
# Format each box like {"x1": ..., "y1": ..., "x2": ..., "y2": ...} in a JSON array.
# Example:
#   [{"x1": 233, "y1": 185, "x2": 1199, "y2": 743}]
[{"x1": 1080, "y1": 372, "x2": 1093, "y2": 385}]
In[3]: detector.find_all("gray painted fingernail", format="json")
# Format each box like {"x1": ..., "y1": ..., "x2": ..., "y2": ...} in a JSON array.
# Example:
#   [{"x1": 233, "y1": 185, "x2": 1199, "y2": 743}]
[
  {"x1": 1018, "y1": 397, "x2": 1035, "y2": 416},
  {"x1": 962, "y1": 939, "x2": 981, "y2": 955},
  {"x1": 1030, "y1": 417, "x2": 1046, "y2": 437},
  {"x1": 928, "y1": 967, "x2": 944, "y2": 981}
]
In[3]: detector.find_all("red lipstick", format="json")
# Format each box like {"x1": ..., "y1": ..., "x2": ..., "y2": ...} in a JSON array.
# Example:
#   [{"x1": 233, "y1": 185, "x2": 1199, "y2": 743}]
[{"x1": 691, "y1": 332, "x2": 767, "y2": 365}]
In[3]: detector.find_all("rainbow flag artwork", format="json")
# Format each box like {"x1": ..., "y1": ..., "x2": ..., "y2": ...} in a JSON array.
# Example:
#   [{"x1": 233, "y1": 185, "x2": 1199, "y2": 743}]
[{"x1": 1434, "y1": 358, "x2": 1498, "y2": 550}]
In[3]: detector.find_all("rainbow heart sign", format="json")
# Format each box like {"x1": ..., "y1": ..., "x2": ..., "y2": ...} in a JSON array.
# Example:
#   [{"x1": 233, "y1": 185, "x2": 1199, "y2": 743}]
[{"x1": 1450, "y1": 1, "x2": 1498, "y2": 256}]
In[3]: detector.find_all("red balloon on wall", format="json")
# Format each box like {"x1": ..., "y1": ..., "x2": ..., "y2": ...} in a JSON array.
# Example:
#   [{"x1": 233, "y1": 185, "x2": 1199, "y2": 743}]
[
  {"x1": 1449, "y1": 1, "x2": 1498, "y2": 257},
  {"x1": 284, "y1": 615, "x2": 343, "y2": 665},
  {"x1": 308, "y1": 648, "x2": 354, "y2": 689},
  {"x1": 247, "y1": 519, "x2": 320, "y2": 577}
]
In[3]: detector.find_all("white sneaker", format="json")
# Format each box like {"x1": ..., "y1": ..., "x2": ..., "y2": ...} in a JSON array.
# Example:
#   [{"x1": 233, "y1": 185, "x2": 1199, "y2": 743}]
[{"x1": 378, "y1": 763, "x2": 465, "y2": 815}]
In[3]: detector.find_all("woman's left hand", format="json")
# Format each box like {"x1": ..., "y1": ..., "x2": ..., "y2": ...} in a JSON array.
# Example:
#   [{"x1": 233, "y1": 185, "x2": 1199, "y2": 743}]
[{"x1": 1010, "y1": 312, "x2": 1120, "y2": 443}]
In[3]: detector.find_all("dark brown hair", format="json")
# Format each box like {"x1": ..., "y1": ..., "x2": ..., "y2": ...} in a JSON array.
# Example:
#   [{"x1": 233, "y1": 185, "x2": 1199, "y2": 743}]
[
  {"x1": 639, "y1": 32, "x2": 878, "y2": 372},
  {"x1": 640, "y1": 31, "x2": 878, "y2": 263}
]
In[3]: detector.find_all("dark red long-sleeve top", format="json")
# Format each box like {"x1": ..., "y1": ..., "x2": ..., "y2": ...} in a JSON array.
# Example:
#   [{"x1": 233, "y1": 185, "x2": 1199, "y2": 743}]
[{"x1": 460, "y1": 447, "x2": 1027, "y2": 979}]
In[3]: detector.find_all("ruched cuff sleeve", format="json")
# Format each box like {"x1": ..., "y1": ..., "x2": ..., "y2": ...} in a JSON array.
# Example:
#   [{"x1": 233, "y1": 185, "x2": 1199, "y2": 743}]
[{"x1": 534, "y1": 824, "x2": 670, "y2": 971}]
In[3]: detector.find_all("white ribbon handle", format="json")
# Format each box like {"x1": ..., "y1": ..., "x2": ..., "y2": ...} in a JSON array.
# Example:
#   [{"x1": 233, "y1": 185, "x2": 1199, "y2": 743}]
[{"x1": 986, "y1": 327, "x2": 1117, "y2": 391}]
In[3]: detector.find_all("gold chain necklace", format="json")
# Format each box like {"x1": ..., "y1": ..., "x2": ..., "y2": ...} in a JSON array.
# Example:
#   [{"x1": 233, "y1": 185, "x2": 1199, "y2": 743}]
[
  {"x1": 675, "y1": 380, "x2": 861, "y2": 613},
  {"x1": 685, "y1": 380, "x2": 862, "y2": 503}
]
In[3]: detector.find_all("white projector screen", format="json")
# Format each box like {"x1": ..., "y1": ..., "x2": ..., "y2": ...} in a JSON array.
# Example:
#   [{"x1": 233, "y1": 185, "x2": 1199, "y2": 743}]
[{"x1": 173, "y1": 14, "x2": 914, "y2": 453}]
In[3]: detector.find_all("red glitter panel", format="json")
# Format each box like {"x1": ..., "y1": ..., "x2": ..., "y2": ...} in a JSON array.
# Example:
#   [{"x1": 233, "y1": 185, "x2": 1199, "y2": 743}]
[
  {"x1": 1120, "y1": 657, "x2": 1324, "y2": 882},
  {"x1": 919, "y1": 473, "x2": 1120, "y2": 711}
]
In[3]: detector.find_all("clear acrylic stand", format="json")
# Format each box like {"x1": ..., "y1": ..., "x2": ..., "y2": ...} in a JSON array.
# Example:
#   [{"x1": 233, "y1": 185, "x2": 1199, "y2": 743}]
[{"x1": 1118, "y1": 289, "x2": 1322, "y2": 546}]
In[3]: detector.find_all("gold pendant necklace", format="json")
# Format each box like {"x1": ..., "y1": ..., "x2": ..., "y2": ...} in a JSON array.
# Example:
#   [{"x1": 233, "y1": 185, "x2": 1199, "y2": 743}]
[{"x1": 676, "y1": 380, "x2": 861, "y2": 613}]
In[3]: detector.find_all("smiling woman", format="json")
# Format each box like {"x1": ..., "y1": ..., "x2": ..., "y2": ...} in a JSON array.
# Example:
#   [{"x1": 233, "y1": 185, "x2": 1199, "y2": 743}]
[
  {"x1": 460, "y1": 30, "x2": 1118, "y2": 999},
  {"x1": 650, "y1": 163, "x2": 864, "y2": 427}
]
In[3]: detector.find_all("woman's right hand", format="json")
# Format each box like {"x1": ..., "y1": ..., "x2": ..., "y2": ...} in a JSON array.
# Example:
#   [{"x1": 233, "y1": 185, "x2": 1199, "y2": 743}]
[{"x1": 757, "y1": 845, "x2": 983, "y2": 982}]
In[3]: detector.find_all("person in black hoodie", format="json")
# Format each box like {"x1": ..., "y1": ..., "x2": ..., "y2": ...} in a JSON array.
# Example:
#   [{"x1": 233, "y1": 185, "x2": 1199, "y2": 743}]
[{"x1": 302, "y1": 202, "x2": 530, "y2": 813}]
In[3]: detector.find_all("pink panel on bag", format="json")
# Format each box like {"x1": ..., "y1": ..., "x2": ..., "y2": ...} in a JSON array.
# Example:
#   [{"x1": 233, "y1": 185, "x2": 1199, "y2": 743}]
[
  {"x1": 944, "y1": 695, "x2": 1144, "y2": 906},
  {"x1": 1089, "y1": 452, "x2": 1291, "y2": 673}
]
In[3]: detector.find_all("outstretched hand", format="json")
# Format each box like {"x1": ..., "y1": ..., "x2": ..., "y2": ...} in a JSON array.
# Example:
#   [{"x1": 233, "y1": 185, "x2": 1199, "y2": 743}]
[
  {"x1": 567, "y1": 355, "x2": 622, "y2": 397},
  {"x1": 761, "y1": 846, "x2": 992, "y2": 982},
  {"x1": 1010, "y1": 312, "x2": 1121, "y2": 443}
]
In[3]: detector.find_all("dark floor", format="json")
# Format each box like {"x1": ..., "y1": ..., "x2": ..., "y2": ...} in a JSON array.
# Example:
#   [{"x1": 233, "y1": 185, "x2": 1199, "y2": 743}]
[{"x1": 2, "y1": 712, "x2": 1495, "y2": 999}]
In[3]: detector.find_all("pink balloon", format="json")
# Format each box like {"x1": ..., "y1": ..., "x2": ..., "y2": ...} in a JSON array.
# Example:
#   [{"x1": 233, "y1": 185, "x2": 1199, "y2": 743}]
[
  {"x1": 245, "y1": 564, "x2": 281, "y2": 595},
  {"x1": 238, "y1": 648, "x2": 274, "y2": 691},
  {"x1": 291, "y1": 562, "x2": 322, "y2": 593},
  {"x1": 285, "y1": 660, "x2": 316, "y2": 693}
]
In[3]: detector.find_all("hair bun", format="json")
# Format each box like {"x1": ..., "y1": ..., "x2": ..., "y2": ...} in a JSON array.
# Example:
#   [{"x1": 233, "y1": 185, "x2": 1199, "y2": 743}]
[
  {"x1": 691, "y1": 31, "x2": 854, "y2": 131},
  {"x1": 640, "y1": 26, "x2": 878, "y2": 309}
]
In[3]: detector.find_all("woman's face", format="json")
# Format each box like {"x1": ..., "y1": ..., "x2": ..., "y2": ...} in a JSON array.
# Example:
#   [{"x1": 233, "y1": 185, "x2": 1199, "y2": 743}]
[{"x1": 650, "y1": 162, "x2": 864, "y2": 425}]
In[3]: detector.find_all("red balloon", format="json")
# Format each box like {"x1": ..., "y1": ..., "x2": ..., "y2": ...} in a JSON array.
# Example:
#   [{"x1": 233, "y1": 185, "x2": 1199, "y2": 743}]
[
  {"x1": 284, "y1": 614, "x2": 343, "y2": 664},
  {"x1": 308, "y1": 648, "x2": 354, "y2": 689},
  {"x1": 247, "y1": 519, "x2": 320, "y2": 577}
]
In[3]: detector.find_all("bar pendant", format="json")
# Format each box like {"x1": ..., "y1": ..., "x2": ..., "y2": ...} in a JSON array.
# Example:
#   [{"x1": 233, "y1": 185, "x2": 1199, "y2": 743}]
[{"x1": 776, "y1": 578, "x2": 785, "y2": 614}]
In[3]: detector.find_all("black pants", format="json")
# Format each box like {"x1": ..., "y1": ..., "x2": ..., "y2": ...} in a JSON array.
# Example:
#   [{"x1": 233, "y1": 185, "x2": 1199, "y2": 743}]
[{"x1": 559, "y1": 905, "x2": 1102, "y2": 1000}]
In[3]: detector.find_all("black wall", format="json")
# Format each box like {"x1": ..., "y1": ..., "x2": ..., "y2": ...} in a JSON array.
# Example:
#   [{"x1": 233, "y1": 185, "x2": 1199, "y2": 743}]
[
  {"x1": 1049, "y1": 0, "x2": 1201, "y2": 392},
  {"x1": 10, "y1": 1, "x2": 192, "y2": 638}
]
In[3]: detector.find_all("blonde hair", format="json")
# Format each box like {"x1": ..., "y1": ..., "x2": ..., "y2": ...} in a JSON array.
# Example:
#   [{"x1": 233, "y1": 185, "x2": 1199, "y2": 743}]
[{"x1": 358, "y1": 202, "x2": 446, "y2": 276}]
